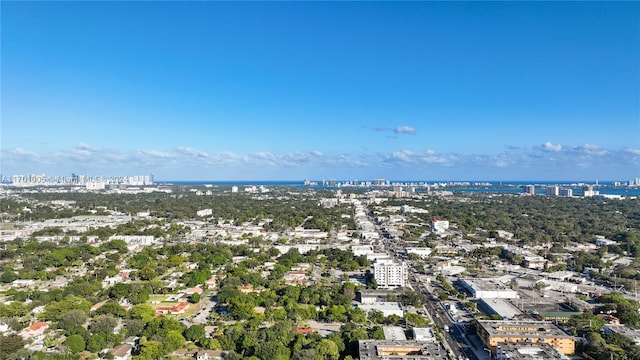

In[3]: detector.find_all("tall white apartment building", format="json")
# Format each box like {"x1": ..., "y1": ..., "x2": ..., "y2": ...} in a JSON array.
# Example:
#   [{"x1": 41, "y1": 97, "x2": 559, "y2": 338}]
[
  {"x1": 559, "y1": 188, "x2": 573, "y2": 197},
  {"x1": 374, "y1": 260, "x2": 408, "y2": 289},
  {"x1": 546, "y1": 186, "x2": 559, "y2": 196},
  {"x1": 582, "y1": 185, "x2": 599, "y2": 197}
]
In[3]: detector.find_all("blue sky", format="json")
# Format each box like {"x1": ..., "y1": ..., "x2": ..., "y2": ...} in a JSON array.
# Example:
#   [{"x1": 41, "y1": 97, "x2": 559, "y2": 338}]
[{"x1": 2, "y1": 1, "x2": 639, "y2": 181}]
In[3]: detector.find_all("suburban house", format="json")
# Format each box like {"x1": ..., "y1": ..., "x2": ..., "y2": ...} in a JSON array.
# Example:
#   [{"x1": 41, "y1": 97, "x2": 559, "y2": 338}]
[{"x1": 20, "y1": 322, "x2": 49, "y2": 340}]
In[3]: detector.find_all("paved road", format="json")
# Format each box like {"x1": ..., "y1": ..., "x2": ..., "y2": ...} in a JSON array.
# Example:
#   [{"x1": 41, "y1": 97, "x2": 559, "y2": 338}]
[
  {"x1": 409, "y1": 273, "x2": 479, "y2": 360},
  {"x1": 370, "y1": 202, "x2": 483, "y2": 360}
]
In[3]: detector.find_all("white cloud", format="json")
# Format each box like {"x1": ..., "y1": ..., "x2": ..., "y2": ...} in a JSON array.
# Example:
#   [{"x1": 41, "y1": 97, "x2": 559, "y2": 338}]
[
  {"x1": 373, "y1": 125, "x2": 416, "y2": 135},
  {"x1": 394, "y1": 126, "x2": 416, "y2": 135},
  {"x1": 140, "y1": 150, "x2": 174, "y2": 159},
  {"x1": 76, "y1": 142, "x2": 96, "y2": 152},
  {"x1": 3, "y1": 142, "x2": 638, "y2": 180},
  {"x1": 382, "y1": 150, "x2": 452, "y2": 166},
  {"x1": 575, "y1": 144, "x2": 607, "y2": 156},
  {"x1": 388, "y1": 150, "x2": 416, "y2": 162},
  {"x1": 542, "y1": 142, "x2": 562, "y2": 152},
  {"x1": 177, "y1": 147, "x2": 209, "y2": 159},
  {"x1": 10, "y1": 147, "x2": 38, "y2": 157}
]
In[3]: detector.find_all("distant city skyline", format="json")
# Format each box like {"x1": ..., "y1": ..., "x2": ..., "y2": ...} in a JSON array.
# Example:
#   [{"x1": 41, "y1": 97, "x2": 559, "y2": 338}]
[{"x1": 2, "y1": 2, "x2": 639, "y2": 181}]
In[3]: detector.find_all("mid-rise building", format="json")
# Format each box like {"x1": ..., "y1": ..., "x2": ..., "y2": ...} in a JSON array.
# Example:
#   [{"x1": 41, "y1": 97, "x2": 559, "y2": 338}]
[
  {"x1": 559, "y1": 188, "x2": 573, "y2": 197},
  {"x1": 477, "y1": 320, "x2": 575, "y2": 355},
  {"x1": 524, "y1": 185, "x2": 535, "y2": 195},
  {"x1": 546, "y1": 186, "x2": 559, "y2": 196},
  {"x1": 374, "y1": 261, "x2": 408, "y2": 288},
  {"x1": 582, "y1": 185, "x2": 599, "y2": 197}
]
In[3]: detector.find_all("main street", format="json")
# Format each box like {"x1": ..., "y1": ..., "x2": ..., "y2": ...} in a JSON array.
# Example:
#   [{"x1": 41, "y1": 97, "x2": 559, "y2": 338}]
[
  {"x1": 408, "y1": 272, "x2": 479, "y2": 360},
  {"x1": 370, "y1": 203, "x2": 485, "y2": 360}
]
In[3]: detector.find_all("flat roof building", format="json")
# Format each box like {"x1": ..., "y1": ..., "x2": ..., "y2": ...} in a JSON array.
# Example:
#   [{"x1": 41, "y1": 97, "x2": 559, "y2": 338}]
[
  {"x1": 358, "y1": 302, "x2": 404, "y2": 318},
  {"x1": 478, "y1": 298, "x2": 523, "y2": 320},
  {"x1": 413, "y1": 328, "x2": 436, "y2": 342},
  {"x1": 357, "y1": 290, "x2": 396, "y2": 305},
  {"x1": 374, "y1": 261, "x2": 408, "y2": 289},
  {"x1": 477, "y1": 320, "x2": 575, "y2": 355},
  {"x1": 459, "y1": 278, "x2": 518, "y2": 299},
  {"x1": 358, "y1": 340, "x2": 450, "y2": 360},
  {"x1": 383, "y1": 326, "x2": 407, "y2": 341},
  {"x1": 496, "y1": 342, "x2": 568, "y2": 360}
]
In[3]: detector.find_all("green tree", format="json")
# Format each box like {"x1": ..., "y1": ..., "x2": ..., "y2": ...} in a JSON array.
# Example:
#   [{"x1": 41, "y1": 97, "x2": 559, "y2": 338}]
[
  {"x1": 348, "y1": 307, "x2": 367, "y2": 324},
  {"x1": 164, "y1": 330, "x2": 187, "y2": 353},
  {"x1": 323, "y1": 305, "x2": 347, "y2": 322},
  {"x1": 183, "y1": 324, "x2": 206, "y2": 343},
  {"x1": 292, "y1": 349, "x2": 316, "y2": 360},
  {"x1": 0, "y1": 271, "x2": 18, "y2": 283},
  {"x1": 367, "y1": 309, "x2": 385, "y2": 324},
  {"x1": 86, "y1": 333, "x2": 107, "y2": 353},
  {"x1": 369, "y1": 326, "x2": 385, "y2": 340},
  {"x1": 0, "y1": 335, "x2": 25, "y2": 359},
  {"x1": 228, "y1": 295, "x2": 256, "y2": 319},
  {"x1": 90, "y1": 315, "x2": 119, "y2": 336},
  {"x1": 64, "y1": 334, "x2": 86, "y2": 354},
  {"x1": 128, "y1": 285, "x2": 149, "y2": 305},
  {"x1": 0, "y1": 302, "x2": 29, "y2": 318},
  {"x1": 58, "y1": 309, "x2": 88, "y2": 331},
  {"x1": 130, "y1": 304, "x2": 156, "y2": 324},
  {"x1": 313, "y1": 339, "x2": 339, "y2": 360},
  {"x1": 94, "y1": 300, "x2": 128, "y2": 318},
  {"x1": 254, "y1": 340, "x2": 291, "y2": 360},
  {"x1": 40, "y1": 295, "x2": 91, "y2": 322},
  {"x1": 124, "y1": 318, "x2": 144, "y2": 337},
  {"x1": 190, "y1": 292, "x2": 201, "y2": 304},
  {"x1": 109, "y1": 283, "x2": 133, "y2": 300},
  {"x1": 134, "y1": 339, "x2": 164, "y2": 360},
  {"x1": 142, "y1": 316, "x2": 184, "y2": 340}
]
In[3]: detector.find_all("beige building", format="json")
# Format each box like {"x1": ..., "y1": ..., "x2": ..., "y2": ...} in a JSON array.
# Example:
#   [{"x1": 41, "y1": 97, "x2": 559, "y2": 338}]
[{"x1": 477, "y1": 320, "x2": 575, "y2": 355}]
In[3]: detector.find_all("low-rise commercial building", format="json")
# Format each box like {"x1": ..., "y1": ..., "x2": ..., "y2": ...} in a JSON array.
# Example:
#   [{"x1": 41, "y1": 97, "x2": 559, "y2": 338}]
[
  {"x1": 358, "y1": 340, "x2": 450, "y2": 360},
  {"x1": 413, "y1": 328, "x2": 436, "y2": 342},
  {"x1": 477, "y1": 320, "x2": 575, "y2": 355},
  {"x1": 358, "y1": 302, "x2": 404, "y2": 318},
  {"x1": 478, "y1": 298, "x2": 523, "y2": 320},
  {"x1": 496, "y1": 342, "x2": 568, "y2": 360},
  {"x1": 383, "y1": 326, "x2": 407, "y2": 341},
  {"x1": 459, "y1": 278, "x2": 518, "y2": 299}
]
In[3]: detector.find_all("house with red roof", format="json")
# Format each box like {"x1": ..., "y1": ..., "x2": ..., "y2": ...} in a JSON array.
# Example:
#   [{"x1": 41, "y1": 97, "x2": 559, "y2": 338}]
[
  {"x1": 205, "y1": 276, "x2": 217, "y2": 288},
  {"x1": 20, "y1": 321, "x2": 49, "y2": 339},
  {"x1": 185, "y1": 286, "x2": 204, "y2": 295},
  {"x1": 155, "y1": 301, "x2": 190, "y2": 316}
]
